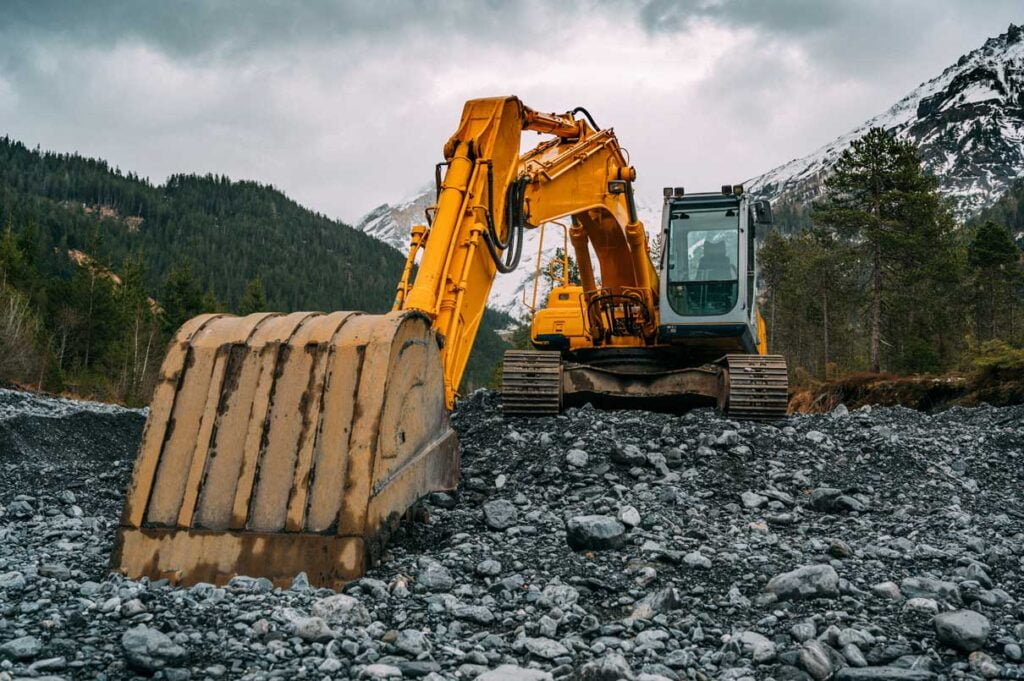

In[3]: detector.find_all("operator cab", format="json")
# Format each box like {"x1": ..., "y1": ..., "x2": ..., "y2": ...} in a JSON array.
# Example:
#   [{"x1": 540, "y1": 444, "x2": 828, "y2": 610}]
[{"x1": 657, "y1": 186, "x2": 773, "y2": 360}]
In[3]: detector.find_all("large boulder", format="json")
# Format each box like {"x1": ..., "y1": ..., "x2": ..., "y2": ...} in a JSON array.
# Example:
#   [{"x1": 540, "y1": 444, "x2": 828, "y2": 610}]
[
  {"x1": 566, "y1": 515, "x2": 626, "y2": 551},
  {"x1": 483, "y1": 499, "x2": 519, "y2": 530},
  {"x1": 417, "y1": 561, "x2": 454, "y2": 592},
  {"x1": 0, "y1": 635, "x2": 42, "y2": 660},
  {"x1": 121, "y1": 625, "x2": 187, "y2": 673},
  {"x1": 934, "y1": 610, "x2": 991, "y2": 652},
  {"x1": 767, "y1": 565, "x2": 840, "y2": 600}
]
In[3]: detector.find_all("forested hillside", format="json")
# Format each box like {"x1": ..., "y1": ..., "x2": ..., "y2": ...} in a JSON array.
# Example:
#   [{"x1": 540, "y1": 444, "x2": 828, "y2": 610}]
[
  {"x1": 972, "y1": 178, "x2": 1024, "y2": 246},
  {"x1": 759, "y1": 128, "x2": 1024, "y2": 384},
  {"x1": 0, "y1": 136, "x2": 510, "y2": 402}
]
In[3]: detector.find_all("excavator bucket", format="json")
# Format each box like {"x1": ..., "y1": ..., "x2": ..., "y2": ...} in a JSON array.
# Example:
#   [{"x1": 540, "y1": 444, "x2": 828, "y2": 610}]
[{"x1": 111, "y1": 310, "x2": 459, "y2": 590}]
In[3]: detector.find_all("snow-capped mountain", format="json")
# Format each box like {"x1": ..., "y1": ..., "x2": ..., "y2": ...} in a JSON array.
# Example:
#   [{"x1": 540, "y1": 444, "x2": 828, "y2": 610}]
[
  {"x1": 355, "y1": 191, "x2": 660, "y2": 319},
  {"x1": 749, "y1": 24, "x2": 1024, "y2": 216}
]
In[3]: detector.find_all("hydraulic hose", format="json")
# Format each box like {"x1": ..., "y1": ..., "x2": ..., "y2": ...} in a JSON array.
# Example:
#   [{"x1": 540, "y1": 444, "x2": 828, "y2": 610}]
[
  {"x1": 570, "y1": 107, "x2": 601, "y2": 131},
  {"x1": 483, "y1": 176, "x2": 528, "y2": 273}
]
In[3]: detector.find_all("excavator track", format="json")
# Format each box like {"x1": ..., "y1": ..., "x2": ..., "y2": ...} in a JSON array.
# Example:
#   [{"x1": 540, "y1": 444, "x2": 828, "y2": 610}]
[
  {"x1": 501, "y1": 350, "x2": 562, "y2": 415},
  {"x1": 722, "y1": 354, "x2": 789, "y2": 421}
]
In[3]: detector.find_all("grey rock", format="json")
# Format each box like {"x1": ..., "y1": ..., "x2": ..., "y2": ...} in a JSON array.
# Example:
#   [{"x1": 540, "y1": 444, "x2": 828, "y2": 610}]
[
  {"x1": 791, "y1": 620, "x2": 817, "y2": 642},
  {"x1": 808, "y1": 487, "x2": 867, "y2": 512},
  {"x1": 901, "y1": 577, "x2": 958, "y2": 601},
  {"x1": 37, "y1": 563, "x2": 70, "y2": 580},
  {"x1": 542, "y1": 583, "x2": 580, "y2": 607},
  {"x1": 0, "y1": 571, "x2": 26, "y2": 591},
  {"x1": 226, "y1": 575, "x2": 272, "y2": 593},
  {"x1": 567, "y1": 515, "x2": 626, "y2": 551},
  {"x1": 843, "y1": 643, "x2": 868, "y2": 667},
  {"x1": 903, "y1": 597, "x2": 939, "y2": 614},
  {"x1": 521, "y1": 637, "x2": 569, "y2": 660},
  {"x1": 612, "y1": 444, "x2": 646, "y2": 466},
  {"x1": 483, "y1": 499, "x2": 518, "y2": 530},
  {"x1": 311, "y1": 593, "x2": 370, "y2": 624},
  {"x1": 766, "y1": 564, "x2": 840, "y2": 600},
  {"x1": 617, "y1": 505, "x2": 641, "y2": 527},
  {"x1": 417, "y1": 561, "x2": 455, "y2": 592},
  {"x1": 475, "y1": 559, "x2": 502, "y2": 576},
  {"x1": 800, "y1": 641, "x2": 835, "y2": 681},
  {"x1": 683, "y1": 550, "x2": 712, "y2": 569},
  {"x1": 566, "y1": 449, "x2": 589, "y2": 467},
  {"x1": 805, "y1": 430, "x2": 827, "y2": 444},
  {"x1": 835, "y1": 668, "x2": 936, "y2": 681},
  {"x1": 477, "y1": 666, "x2": 554, "y2": 681},
  {"x1": 454, "y1": 605, "x2": 494, "y2": 624},
  {"x1": 121, "y1": 625, "x2": 187, "y2": 673},
  {"x1": 7, "y1": 499, "x2": 34, "y2": 517},
  {"x1": 289, "y1": 615, "x2": 334, "y2": 642},
  {"x1": 742, "y1": 491, "x2": 768, "y2": 508},
  {"x1": 969, "y1": 651, "x2": 1001, "y2": 679},
  {"x1": 871, "y1": 581, "x2": 902, "y2": 600},
  {"x1": 575, "y1": 653, "x2": 634, "y2": 680},
  {"x1": 736, "y1": 631, "x2": 776, "y2": 663},
  {"x1": 395, "y1": 629, "x2": 431, "y2": 656},
  {"x1": 776, "y1": 665, "x2": 815, "y2": 681},
  {"x1": 934, "y1": 609, "x2": 991, "y2": 652},
  {"x1": 359, "y1": 663, "x2": 403, "y2": 678},
  {"x1": 287, "y1": 571, "x2": 310, "y2": 591},
  {"x1": 0, "y1": 635, "x2": 42, "y2": 660}
]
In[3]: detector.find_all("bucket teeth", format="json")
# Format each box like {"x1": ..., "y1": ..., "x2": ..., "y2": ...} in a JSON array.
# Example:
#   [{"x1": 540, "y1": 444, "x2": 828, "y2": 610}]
[{"x1": 112, "y1": 310, "x2": 459, "y2": 589}]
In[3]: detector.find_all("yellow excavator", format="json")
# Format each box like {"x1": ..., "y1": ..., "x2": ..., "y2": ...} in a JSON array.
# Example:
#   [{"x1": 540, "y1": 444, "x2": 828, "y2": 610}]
[{"x1": 112, "y1": 96, "x2": 787, "y2": 589}]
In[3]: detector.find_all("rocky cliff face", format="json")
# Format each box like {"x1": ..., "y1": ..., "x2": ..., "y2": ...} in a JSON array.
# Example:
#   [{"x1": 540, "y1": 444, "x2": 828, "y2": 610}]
[{"x1": 749, "y1": 24, "x2": 1024, "y2": 217}]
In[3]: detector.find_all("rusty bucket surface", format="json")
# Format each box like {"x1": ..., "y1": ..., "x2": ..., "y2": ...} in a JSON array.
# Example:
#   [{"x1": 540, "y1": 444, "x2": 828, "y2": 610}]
[{"x1": 112, "y1": 310, "x2": 459, "y2": 589}]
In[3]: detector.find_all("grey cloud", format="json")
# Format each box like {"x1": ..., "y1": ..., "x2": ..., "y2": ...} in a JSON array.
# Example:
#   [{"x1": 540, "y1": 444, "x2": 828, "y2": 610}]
[
  {"x1": 0, "y1": 1, "x2": 1020, "y2": 221},
  {"x1": 2, "y1": 0, "x2": 549, "y2": 60}
]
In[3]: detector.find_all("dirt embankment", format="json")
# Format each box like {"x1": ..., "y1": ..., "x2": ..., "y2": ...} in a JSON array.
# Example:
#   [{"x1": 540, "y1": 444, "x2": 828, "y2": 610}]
[{"x1": 790, "y1": 367, "x2": 1024, "y2": 413}]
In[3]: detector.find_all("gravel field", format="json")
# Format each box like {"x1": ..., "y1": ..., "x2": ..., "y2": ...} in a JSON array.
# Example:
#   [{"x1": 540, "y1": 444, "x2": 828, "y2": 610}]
[{"x1": 1, "y1": 388, "x2": 1023, "y2": 680}]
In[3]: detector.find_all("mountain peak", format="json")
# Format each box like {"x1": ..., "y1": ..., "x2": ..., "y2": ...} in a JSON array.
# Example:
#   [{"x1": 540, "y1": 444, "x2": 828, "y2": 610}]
[{"x1": 749, "y1": 24, "x2": 1024, "y2": 217}]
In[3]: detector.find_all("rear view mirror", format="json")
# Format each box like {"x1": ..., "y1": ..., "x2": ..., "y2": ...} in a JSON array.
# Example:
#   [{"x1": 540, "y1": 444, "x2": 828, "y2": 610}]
[{"x1": 754, "y1": 199, "x2": 774, "y2": 225}]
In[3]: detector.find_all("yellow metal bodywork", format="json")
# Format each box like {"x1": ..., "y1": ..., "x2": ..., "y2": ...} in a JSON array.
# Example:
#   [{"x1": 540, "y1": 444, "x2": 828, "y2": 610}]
[
  {"x1": 532, "y1": 285, "x2": 591, "y2": 350},
  {"x1": 114, "y1": 95, "x2": 670, "y2": 587},
  {"x1": 393, "y1": 96, "x2": 660, "y2": 407}
]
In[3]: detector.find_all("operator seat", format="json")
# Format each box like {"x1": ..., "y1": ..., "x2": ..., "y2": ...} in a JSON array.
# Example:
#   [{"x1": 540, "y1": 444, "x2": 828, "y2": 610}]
[{"x1": 697, "y1": 241, "x2": 734, "y2": 281}]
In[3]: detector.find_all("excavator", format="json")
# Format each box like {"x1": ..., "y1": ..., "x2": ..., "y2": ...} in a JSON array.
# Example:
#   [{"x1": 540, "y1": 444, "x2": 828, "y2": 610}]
[{"x1": 112, "y1": 96, "x2": 787, "y2": 589}]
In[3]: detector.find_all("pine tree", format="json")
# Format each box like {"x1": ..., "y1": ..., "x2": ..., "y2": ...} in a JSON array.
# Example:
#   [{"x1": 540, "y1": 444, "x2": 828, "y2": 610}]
[
  {"x1": 0, "y1": 226, "x2": 28, "y2": 290},
  {"x1": 161, "y1": 262, "x2": 205, "y2": 334},
  {"x1": 968, "y1": 221, "x2": 1024, "y2": 341},
  {"x1": 239, "y1": 276, "x2": 268, "y2": 314},
  {"x1": 813, "y1": 127, "x2": 960, "y2": 372}
]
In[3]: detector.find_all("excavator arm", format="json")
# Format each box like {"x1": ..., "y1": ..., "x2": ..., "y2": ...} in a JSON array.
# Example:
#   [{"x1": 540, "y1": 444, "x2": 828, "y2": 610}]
[
  {"x1": 394, "y1": 96, "x2": 659, "y2": 407},
  {"x1": 112, "y1": 96, "x2": 653, "y2": 588}
]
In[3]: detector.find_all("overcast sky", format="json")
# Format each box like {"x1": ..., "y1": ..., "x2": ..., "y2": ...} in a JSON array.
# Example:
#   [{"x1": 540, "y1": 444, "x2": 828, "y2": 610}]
[{"x1": 1, "y1": 1, "x2": 1020, "y2": 224}]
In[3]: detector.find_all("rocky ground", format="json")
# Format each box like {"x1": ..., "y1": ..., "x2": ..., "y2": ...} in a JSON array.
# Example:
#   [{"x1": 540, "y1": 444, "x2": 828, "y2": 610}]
[{"x1": 1, "y1": 388, "x2": 1023, "y2": 680}]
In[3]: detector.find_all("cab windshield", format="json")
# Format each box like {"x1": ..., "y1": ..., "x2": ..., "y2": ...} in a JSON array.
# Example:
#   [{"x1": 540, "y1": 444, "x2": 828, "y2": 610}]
[{"x1": 666, "y1": 204, "x2": 739, "y2": 316}]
